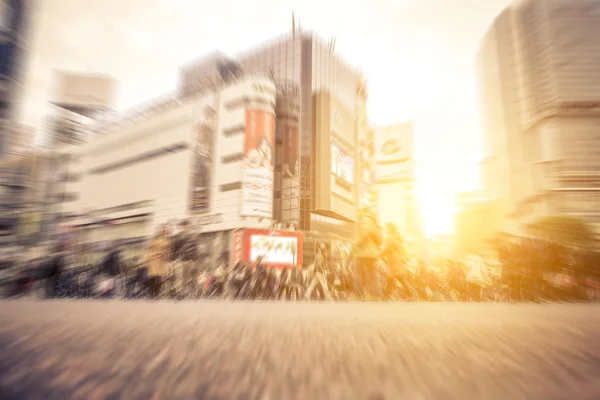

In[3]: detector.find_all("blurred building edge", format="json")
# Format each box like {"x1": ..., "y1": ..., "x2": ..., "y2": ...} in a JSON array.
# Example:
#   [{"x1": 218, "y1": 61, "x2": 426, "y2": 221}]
[
  {"x1": 0, "y1": 149, "x2": 49, "y2": 249},
  {"x1": 39, "y1": 71, "x2": 119, "y2": 247},
  {"x1": 179, "y1": 30, "x2": 375, "y2": 259},
  {"x1": 477, "y1": 0, "x2": 600, "y2": 239},
  {"x1": 5, "y1": 122, "x2": 34, "y2": 155},
  {"x1": 0, "y1": 0, "x2": 36, "y2": 157},
  {"x1": 48, "y1": 71, "x2": 119, "y2": 146},
  {"x1": 453, "y1": 190, "x2": 502, "y2": 265},
  {"x1": 372, "y1": 122, "x2": 424, "y2": 256}
]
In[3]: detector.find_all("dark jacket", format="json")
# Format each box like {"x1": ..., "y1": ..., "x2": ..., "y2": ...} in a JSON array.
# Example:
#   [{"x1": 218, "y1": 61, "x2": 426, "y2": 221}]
[
  {"x1": 100, "y1": 250, "x2": 122, "y2": 277},
  {"x1": 171, "y1": 231, "x2": 198, "y2": 261}
]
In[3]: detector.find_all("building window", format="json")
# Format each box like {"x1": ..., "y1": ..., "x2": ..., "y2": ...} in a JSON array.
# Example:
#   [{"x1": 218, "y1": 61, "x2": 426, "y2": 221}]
[
  {"x1": 89, "y1": 142, "x2": 188, "y2": 175},
  {"x1": 222, "y1": 124, "x2": 244, "y2": 137},
  {"x1": 334, "y1": 176, "x2": 352, "y2": 192},
  {"x1": 220, "y1": 182, "x2": 242, "y2": 192},
  {"x1": 331, "y1": 143, "x2": 355, "y2": 184},
  {"x1": 332, "y1": 192, "x2": 354, "y2": 205},
  {"x1": 225, "y1": 97, "x2": 249, "y2": 111},
  {"x1": 91, "y1": 200, "x2": 154, "y2": 217},
  {"x1": 221, "y1": 153, "x2": 243, "y2": 164}
]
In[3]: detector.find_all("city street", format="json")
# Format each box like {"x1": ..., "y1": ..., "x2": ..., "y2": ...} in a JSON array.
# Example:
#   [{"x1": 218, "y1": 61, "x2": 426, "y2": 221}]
[{"x1": 1, "y1": 301, "x2": 600, "y2": 400}]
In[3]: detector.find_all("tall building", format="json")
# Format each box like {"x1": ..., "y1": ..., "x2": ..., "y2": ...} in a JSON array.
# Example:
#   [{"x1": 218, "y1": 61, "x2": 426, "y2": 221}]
[
  {"x1": 41, "y1": 72, "x2": 118, "y2": 243},
  {"x1": 49, "y1": 71, "x2": 118, "y2": 146},
  {"x1": 180, "y1": 30, "x2": 373, "y2": 256},
  {"x1": 66, "y1": 77, "x2": 292, "y2": 266},
  {"x1": 478, "y1": 0, "x2": 600, "y2": 235},
  {"x1": 373, "y1": 122, "x2": 421, "y2": 253},
  {"x1": 0, "y1": 0, "x2": 35, "y2": 156}
]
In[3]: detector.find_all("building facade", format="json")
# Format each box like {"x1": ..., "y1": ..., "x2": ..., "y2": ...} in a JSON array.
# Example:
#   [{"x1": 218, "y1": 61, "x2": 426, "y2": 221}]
[
  {"x1": 0, "y1": 151, "x2": 48, "y2": 248},
  {"x1": 373, "y1": 122, "x2": 421, "y2": 253},
  {"x1": 478, "y1": 0, "x2": 600, "y2": 235},
  {"x1": 66, "y1": 78, "x2": 278, "y2": 264},
  {"x1": 180, "y1": 31, "x2": 373, "y2": 251},
  {"x1": 0, "y1": 0, "x2": 34, "y2": 156},
  {"x1": 40, "y1": 72, "x2": 119, "y2": 244}
]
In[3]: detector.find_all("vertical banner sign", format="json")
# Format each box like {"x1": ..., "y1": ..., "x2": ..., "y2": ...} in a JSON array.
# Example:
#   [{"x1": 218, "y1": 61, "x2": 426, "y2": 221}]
[
  {"x1": 190, "y1": 104, "x2": 215, "y2": 213},
  {"x1": 231, "y1": 229, "x2": 244, "y2": 267},
  {"x1": 242, "y1": 109, "x2": 275, "y2": 217},
  {"x1": 282, "y1": 123, "x2": 300, "y2": 223}
]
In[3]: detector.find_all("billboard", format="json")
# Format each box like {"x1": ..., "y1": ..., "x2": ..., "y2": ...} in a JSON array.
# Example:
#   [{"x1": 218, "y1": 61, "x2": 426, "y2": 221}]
[
  {"x1": 241, "y1": 108, "x2": 275, "y2": 218},
  {"x1": 374, "y1": 122, "x2": 414, "y2": 183},
  {"x1": 244, "y1": 229, "x2": 304, "y2": 267}
]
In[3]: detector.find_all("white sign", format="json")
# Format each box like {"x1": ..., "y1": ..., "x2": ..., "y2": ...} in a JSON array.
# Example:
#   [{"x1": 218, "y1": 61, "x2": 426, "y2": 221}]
[
  {"x1": 250, "y1": 234, "x2": 298, "y2": 265},
  {"x1": 374, "y1": 123, "x2": 414, "y2": 183}
]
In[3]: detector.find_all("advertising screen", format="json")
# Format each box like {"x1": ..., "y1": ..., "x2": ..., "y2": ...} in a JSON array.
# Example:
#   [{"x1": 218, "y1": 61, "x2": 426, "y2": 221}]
[
  {"x1": 331, "y1": 143, "x2": 354, "y2": 184},
  {"x1": 241, "y1": 108, "x2": 275, "y2": 218},
  {"x1": 241, "y1": 229, "x2": 304, "y2": 267},
  {"x1": 250, "y1": 234, "x2": 298, "y2": 266}
]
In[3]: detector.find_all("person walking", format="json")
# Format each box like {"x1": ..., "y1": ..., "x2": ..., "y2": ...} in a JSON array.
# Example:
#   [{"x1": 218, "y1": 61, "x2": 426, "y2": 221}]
[
  {"x1": 465, "y1": 254, "x2": 491, "y2": 302},
  {"x1": 97, "y1": 241, "x2": 124, "y2": 298},
  {"x1": 305, "y1": 249, "x2": 332, "y2": 301},
  {"x1": 171, "y1": 219, "x2": 198, "y2": 299},
  {"x1": 352, "y1": 208, "x2": 382, "y2": 299},
  {"x1": 145, "y1": 225, "x2": 170, "y2": 299}
]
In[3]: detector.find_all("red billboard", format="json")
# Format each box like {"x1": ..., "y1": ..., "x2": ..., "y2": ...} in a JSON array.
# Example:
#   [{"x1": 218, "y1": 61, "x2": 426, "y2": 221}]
[
  {"x1": 231, "y1": 229, "x2": 244, "y2": 267},
  {"x1": 242, "y1": 109, "x2": 276, "y2": 217}
]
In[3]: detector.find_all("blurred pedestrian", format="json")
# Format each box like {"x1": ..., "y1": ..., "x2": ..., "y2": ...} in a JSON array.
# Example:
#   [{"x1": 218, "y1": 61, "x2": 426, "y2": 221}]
[
  {"x1": 145, "y1": 225, "x2": 170, "y2": 299},
  {"x1": 42, "y1": 245, "x2": 66, "y2": 298},
  {"x1": 381, "y1": 223, "x2": 412, "y2": 299},
  {"x1": 353, "y1": 208, "x2": 382, "y2": 299},
  {"x1": 465, "y1": 254, "x2": 491, "y2": 302},
  {"x1": 171, "y1": 219, "x2": 198, "y2": 299},
  {"x1": 98, "y1": 241, "x2": 124, "y2": 298},
  {"x1": 305, "y1": 250, "x2": 332, "y2": 301}
]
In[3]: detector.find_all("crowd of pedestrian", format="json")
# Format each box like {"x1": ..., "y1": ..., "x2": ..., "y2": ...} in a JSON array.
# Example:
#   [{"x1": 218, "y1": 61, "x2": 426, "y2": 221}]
[{"x1": 3, "y1": 212, "x2": 600, "y2": 302}]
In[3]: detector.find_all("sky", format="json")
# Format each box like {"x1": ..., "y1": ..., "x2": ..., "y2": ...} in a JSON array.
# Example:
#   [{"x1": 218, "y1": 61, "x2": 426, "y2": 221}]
[{"x1": 20, "y1": 0, "x2": 512, "y2": 236}]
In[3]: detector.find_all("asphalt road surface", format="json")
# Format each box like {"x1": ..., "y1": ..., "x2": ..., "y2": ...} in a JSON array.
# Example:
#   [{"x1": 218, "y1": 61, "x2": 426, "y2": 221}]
[{"x1": 1, "y1": 301, "x2": 600, "y2": 400}]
